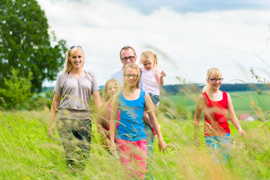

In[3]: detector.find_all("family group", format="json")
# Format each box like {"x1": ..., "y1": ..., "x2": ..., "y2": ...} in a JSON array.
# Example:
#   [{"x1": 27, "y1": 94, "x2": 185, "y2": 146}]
[{"x1": 47, "y1": 45, "x2": 245, "y2": 179}]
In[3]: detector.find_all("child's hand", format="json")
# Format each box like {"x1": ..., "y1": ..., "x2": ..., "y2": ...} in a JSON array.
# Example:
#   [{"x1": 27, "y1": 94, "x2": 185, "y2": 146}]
[
  {"x1": 160, "y1": 70, "x2": 166, "y2": 77},
  {"x1": 158, "y1": 139, "x2": 167, "y2": 152},
  {"x1": 109, "y1": 140, "x2": 116, "y2": 155},
  {"x1": 238, "y1": 128, "x2": 245, "y2": 137},
  {"x1": 106, "y1": 138, "x2": 111, "y2": 146}
]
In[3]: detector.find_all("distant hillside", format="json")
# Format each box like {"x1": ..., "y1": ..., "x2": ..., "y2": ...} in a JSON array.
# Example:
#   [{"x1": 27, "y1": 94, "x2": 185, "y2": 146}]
[
  {"x1": 162, "y1": 83, "x2": 269, "y2": 95},
  {"x1": 43, "y1": 83, "x2": 269, "y2": 94}
]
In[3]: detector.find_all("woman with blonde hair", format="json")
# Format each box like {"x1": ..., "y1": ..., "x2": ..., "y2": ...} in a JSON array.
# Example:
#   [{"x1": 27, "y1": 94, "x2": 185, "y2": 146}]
[{"x1": 48, "y1": 45, "x2": 101, "y2": 170}]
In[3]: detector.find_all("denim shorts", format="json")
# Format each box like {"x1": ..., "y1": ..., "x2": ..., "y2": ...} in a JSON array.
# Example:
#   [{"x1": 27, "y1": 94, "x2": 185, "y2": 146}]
[
  {"x1": 149, "y1": 93, "x2": 160, "y2": 106},
  {"x1": 205, "y1": 133, "x2": 231, "y2": 162}
]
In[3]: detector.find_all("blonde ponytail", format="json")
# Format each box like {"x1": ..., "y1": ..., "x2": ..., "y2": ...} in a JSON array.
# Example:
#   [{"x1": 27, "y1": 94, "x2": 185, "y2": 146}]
[{"x1": 202, "y1": 84, "x2": 210, "y2": 92}]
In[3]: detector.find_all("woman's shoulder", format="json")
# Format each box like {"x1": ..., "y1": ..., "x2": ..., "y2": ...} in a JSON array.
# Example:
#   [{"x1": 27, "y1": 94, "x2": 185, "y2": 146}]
[
  {"x1": 56, "y1": 71, "x2": 68, "y2": 80},
  {"x1": 84, "y1": 70, "x2": 97, "y2": 80},
  {"x1": 85, "y1": 70, "x2": 96, "y2": 76},
  {"x1": 57, "y1": 71, "x2": 67, "y2": 77}
]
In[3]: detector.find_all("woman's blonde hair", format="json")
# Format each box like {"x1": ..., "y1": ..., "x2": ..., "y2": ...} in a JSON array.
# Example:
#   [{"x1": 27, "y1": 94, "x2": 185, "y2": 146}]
[
  {"x1": 140, "y1": 51, "x2": 158, "y2": 69},
  {"x1": 202, "y1": 68, "x2": 222, "y2": 92},
  {"x1": 63, "y1": 46, "x2": 85, "y2": 73},
  {"x1": 123, "y1": 63, "x2": 141, "y2": 89}
]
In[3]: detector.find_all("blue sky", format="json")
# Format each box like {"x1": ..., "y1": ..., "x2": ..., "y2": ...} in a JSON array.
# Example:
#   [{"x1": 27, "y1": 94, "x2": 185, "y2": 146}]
[
  {"x1": 113, "y1": 0, "x2": 270, "y2": 13},
  {"x1": 38, "y1": 0, "x2": 270, "y2": 86}
]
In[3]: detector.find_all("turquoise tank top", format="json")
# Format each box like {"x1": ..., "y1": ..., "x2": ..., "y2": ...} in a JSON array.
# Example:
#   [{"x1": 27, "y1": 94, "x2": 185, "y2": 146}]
[{"x1": 116, "y1": 90, "x2": 146, "y2": 141}]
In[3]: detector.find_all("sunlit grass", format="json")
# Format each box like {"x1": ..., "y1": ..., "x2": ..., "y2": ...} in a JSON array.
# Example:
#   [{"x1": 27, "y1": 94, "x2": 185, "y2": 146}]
[{"x1": 0, "y1": 106, "x2": 269, "y2": 179}]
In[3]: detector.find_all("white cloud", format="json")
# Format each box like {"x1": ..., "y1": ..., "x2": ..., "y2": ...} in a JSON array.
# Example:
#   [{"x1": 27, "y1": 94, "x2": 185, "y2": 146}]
[{"x1": 38, "y1": 0, "x2": 270, "y2": 87}]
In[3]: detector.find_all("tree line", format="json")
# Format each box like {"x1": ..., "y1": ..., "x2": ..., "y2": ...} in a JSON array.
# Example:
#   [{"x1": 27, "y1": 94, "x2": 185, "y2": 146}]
[{"x1": 162, "y1": 83, "x2": 269, "y2": 95}]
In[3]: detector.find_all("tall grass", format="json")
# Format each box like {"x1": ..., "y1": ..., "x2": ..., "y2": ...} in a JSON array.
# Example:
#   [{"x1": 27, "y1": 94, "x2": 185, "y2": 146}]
[{"x1": 0, "y1": 105, "x2": 269, "y2": 179}]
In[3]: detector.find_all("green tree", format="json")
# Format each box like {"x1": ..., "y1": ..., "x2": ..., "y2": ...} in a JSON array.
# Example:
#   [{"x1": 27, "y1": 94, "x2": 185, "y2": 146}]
[
  {"x1": 0, "y1": 68, "x2": 32, "y2": 109},
  {"x1": 0, "y1": 0, "x2": 67, "y2": 92}
]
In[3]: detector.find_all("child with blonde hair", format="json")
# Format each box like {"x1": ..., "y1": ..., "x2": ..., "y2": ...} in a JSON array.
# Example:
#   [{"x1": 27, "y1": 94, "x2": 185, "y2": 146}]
[
  {"x1": 140, "y1": 51, "x2": 166, "y2": 107},
  {"x1": 110, "y1": 63, "x2": 166, "y2": 179},
  {"x1": 97, "y1": 79, "x2": 121, "y2": 153},
  {"x1": 194, "y1": 67, "x2": 245, "y2": 162}
]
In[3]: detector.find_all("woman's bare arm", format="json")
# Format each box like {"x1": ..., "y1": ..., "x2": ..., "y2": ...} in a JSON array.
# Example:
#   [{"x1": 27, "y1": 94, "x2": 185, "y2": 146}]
[{"x1": 48, "y1": 93, "x2": 61, "y2": 136}]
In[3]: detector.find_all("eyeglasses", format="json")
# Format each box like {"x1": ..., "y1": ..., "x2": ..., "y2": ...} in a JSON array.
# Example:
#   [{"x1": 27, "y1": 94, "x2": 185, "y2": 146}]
[
  {"x1": 209, "y1": 78, "x2": 223, "y2": 82},
  {"x1": 124, "y1": 74, "x2": 138, "y2": 78},
  {"x1": 121, "y1": 56, "x2": 135, "y2": 62},
  {"x1": 69, "y1": 45, "x2": 82, "y2": 50}
]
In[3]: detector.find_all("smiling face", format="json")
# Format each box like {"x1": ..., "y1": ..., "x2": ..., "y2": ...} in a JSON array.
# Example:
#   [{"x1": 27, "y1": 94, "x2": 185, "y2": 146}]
[
  {"x1": 69, "y1": 49, "x2": 84, "y2": 70},
  {"x1": 124, "y1": 67, "x2": 138, "y2": 87},
  {"x1": 142, "y1": 58, "x2": 155, "y2": 71},
  {"x1": 107, "y1": 82, "x2": 118, "y2": 97},
  {"x1": 207, "y1": 71, "x2": 223, "y2": 90},
  {"x1": 120, "y1": 48, "x2": 137, "y2": 66},
  {"x1": 123, "y1": 63, "x2": 141, "y2": 89}
]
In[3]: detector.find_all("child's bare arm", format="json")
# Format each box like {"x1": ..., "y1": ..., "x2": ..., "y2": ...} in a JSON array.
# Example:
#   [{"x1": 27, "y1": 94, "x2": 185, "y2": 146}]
[
  {"x1": 155, "y1": 69, "x2": 166, "y2": 86},
  {"x1": 193, "y1": 94, "x2": 204, "y2": 143},
  {"x1": 227, "y1": 93, "x2": 245, "y2": 136},
  {"x1": 145, "y1": 92, "x2": 166, "y2": 152},
  {"x1": 109, "y1": 97, "x2": 119, "y2": 148}
]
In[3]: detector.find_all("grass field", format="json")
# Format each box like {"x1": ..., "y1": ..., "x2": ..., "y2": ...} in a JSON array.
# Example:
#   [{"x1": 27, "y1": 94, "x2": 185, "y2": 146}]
[
  {"x1": 0, "y1": 105, "x2": 269, "y2": 179},
  {"x1": 166, "y1": 90, "x2": 270, "y2": 119}
]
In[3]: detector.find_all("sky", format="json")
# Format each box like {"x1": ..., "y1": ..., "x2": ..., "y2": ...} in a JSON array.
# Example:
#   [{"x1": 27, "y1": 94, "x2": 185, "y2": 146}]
[{"x1": 37, "y1": 0, "x2": 270, "y2": 86}]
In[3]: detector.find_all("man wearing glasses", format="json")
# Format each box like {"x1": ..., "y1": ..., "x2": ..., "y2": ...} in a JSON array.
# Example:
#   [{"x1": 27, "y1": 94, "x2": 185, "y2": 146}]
[{"x1": 111, "y1": 46, "x2": 137, "y2": 85}]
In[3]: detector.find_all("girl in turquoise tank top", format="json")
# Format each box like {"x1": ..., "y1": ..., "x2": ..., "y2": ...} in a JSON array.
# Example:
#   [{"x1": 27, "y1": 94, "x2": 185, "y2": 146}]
[{"x1": 109, "y1": 63, "x2": 167, "y2": 179}]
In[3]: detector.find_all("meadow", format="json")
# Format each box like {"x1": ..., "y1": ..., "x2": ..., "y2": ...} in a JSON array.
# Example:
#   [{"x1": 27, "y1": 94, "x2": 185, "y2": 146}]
[
  {"x1": 0, "y1": 90, "x2": 269, "y2": 179},
  {"x1": 167, "y1": 90, "x2": 270, "y2": 119}
]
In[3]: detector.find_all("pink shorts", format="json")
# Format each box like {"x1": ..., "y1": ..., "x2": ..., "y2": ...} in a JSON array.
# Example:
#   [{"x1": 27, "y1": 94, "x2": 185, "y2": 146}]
[{"x1": 117, "y1": 139, "x2": 147, "y2": 179}]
